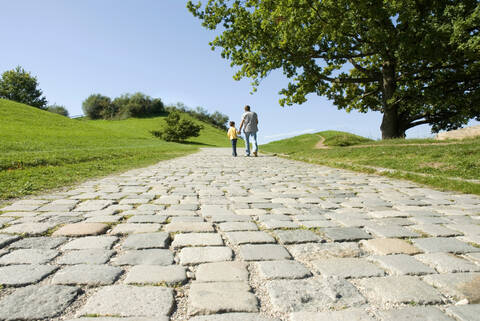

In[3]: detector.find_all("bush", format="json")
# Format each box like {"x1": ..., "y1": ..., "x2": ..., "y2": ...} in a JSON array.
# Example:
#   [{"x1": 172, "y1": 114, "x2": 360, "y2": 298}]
[
  {"x1": 152, "y1": 111, "x2": 203, "y2": 142},
  {"x1": 82, "y1": 94, "x2": 112, "y2": 119},
  {"x1": 46, "y1": 104, "x2": 69, "y2": 117},
  {"x1": 165, "y1": 102, "x2": 229, "y2": 130},
  {"x1": 0, "y1": 66, "x2": 47, "y2": 109}
]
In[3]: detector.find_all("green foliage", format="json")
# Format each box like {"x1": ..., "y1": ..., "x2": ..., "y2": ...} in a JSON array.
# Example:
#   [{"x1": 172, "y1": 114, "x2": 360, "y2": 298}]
[
  {"x1": 0, "y1": 99, "x2": 230, "y2": 200},
  {"x1": 153, "y1": 111, "x2": 203, "y2": 142},
  {"x1": 261, "y1": 132, "x2": 480, "y2": 194},
  {"x1": 82, "y1": 94, "x2": 112, "y2": 119},
  {"x1": 82, "y1": 92, "x2": 165, "y2": 120},
  {"x1": 166, "y1": 102, "x2": 229, "y2": 130},
  {"x1": 0, "y1": 66, "x2": 47, "y2": 109},
  {"x1": 46, "y1": 104, "x2": 69, "y2": 117},
  {"x1": 188, "y1": 0, "x2": 480, "y2": 139}
]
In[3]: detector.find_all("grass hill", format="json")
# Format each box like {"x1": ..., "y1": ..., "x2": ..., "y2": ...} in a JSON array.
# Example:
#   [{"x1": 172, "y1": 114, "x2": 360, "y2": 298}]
[
  {"x1": 261, "y1": 131, "x2": 480, "y2": 195},
  {"x1": 0, "y1": 99, "x2": 231, "y2": 200}
]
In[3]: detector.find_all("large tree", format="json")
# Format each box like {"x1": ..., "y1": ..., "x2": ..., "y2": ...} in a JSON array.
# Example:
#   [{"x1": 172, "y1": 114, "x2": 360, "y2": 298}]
[
  {"x1": 0, "y1": 66, "x2": 47, "y2": 109},
  {"x1": 187, "y1": 0, "x2": 480, "y2": 138}
]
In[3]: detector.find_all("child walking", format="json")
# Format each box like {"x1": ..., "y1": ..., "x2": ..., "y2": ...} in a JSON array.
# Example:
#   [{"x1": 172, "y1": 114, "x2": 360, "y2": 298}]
[{"x1": 227, "y1": 121, "x2": 238, "y2": 157}]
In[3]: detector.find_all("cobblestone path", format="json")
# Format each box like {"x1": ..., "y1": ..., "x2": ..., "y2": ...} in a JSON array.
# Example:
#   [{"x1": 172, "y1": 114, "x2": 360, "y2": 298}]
[{"x1": 1, "y1": 148, "x2": 480, "y2": 321}]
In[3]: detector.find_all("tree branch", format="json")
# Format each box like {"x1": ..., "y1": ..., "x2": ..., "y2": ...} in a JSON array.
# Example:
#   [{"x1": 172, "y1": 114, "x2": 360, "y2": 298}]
[{"x1": 321, "y1": 75, "x2": 379, "y2": 84}]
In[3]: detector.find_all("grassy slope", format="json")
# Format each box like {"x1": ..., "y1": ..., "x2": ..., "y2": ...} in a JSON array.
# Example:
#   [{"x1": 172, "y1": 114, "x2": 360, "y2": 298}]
[
  {"x1": 0, "y1": 99, "x2": 231, "y2": 200},
  {"x1": 261, "y1": 131, "x2": 480, "y2": 195}
]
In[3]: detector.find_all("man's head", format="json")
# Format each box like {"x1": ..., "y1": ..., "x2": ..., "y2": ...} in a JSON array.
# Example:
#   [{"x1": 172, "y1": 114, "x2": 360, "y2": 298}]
[{"x1": 244, "y1": 105, "x2": 251, "y2": 111}]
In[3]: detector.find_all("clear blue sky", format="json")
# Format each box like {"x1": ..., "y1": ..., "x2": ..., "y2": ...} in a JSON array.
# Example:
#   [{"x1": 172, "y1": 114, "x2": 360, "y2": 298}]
[{"x1": 0, "y1": 1, "x2": 476, "y2": 142}]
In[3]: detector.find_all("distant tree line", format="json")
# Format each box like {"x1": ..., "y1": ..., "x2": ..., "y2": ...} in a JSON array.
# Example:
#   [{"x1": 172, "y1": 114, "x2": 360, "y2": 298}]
[
  {"x1": 166, "y1": 102, "x2": 229, "y2": 130},
  {"x1": 82, "y1": 93, "x2": 165, "y2": 119},
  {"x1": 0, "y1": 66, "x2": 69, "y2": 117}
]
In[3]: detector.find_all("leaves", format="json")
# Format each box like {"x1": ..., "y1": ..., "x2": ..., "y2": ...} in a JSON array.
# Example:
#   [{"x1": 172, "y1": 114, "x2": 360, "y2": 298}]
[{"x1": 188, "y1": 0, "x2": 480, "y2": 136}]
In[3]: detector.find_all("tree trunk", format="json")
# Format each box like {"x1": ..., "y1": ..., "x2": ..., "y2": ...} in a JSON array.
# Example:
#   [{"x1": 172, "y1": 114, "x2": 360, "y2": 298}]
[{"x1": 380, "y1": 60, "x2": 405, "y2": 139}]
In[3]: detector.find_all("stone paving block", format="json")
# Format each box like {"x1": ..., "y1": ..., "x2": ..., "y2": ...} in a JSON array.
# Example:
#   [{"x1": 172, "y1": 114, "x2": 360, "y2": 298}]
[
  {"x1": 256, "y1": 260, "x2": 311, "y2": 280},
  {"x1": 1, "y1": 222, "x2": 57, "y2": 235},
  {"x1": 188, "y1": 282, "x2": 258, "y2": 315},
  {"x1": 124, "y1": 265, "x2": 186, "y2": 285},
  {"x1": 416, "y1": 253, "x2": 480, "y2": 273},
  {"x1": 288, "y1": 242, "x2": 362, "y2": 262},
  {"x1": 412, "y1": 237, "x2": 480, "y2": 253},
  {"x1": 238, "y1": 244, "x2": 291, "y2": 261},
  {"x1": 410, "y1": 224, "x2": 463, "y2": 237},
  {"x1": 135, "y1": 204, "x2": 166, "y2": 211},
  {"x1": 218, "y1": 222, "x2": 258, "y2": 231},
  {"x1": 172, "y1": 233, "x2": 223, "y2": 248},
  {"x1": 77, "y1": 285, "x2": 174, "y2": 317},
  {"x1": 0, "y1": 234, "x2": 21, "y2": 248},
  {"x1": 353, "y1": 276, "x2": 443, "y2": 305},
  {"x1": 179, "y1": 246, "x2": 233, "y2": 265},
  {"x1": 364, "y1": 224, "x2": 420, "y2": 238},
  {"x1": 368, "y1": 210, "x2": 408, "y2": 218},
  {"x1": 189, "y1": 313, "x2": 278, "y2": 321},
  {"x1": 0, "y1": 285, "x2": 79, "y2": 320},
  {"x1": 300, "y1": 220, "x2": 340, "y2": 228},
  {"x1": 85, "y1": 215, "x2": 122, "y2": 223},
  {"x1": 360, "y1": 238, "x2": 421, "y2": 255},
  {"x1": 165, "y1": 222, "x2": 214, "y2": 233},
  {"x1": 52, "y1": 223, "x2": 109, "y2": 236},
  {"x1": 37, "y1": 202, "x2": 77, "y2": 212},
  {"x1": 61, "y1": 235, "x2": 118, "y2": 250},
  {"x1": 322, "y1": 227, "x2": 372, "y2": 241},
  {"x1": 266, "y1": 277, "x2": 365, "y2": 313},
  {"x1": 274, "y1": 229, "x2": 321, "y2": 244},
  {"x1": 422, "y1": 272, "x2": 480, "y2": 301},
  {"x1": 465, "y1": 252, "x2": 480, "y2": 264},
  {"x1": 445, "y1": 224, "x2": 480, "y2": 236},
  {"x1": 196, "y1": 261, "x2": 249, "y2": 282},
  {"x1": 0, "y1": 248, "x2": 59, "y2": 264},
  {"x1": 52, "y1": 264, "x2": 122, "y2": 285},
  {"x1": 446, "y1": 304, "x2": 480, "y2": 321},
  {"x1": 9, "y1": 237, "x2": 67, "y2": 250},
  {"x1": 68, "y1": 316, "x2": 166, "y2": 321},
  {"x1": 127, "y1": 215, "x2": 168, "y2": 223},
  {"x1": 73, "y1": 200, "x2": 112, "y2": 211},
  {"x1": 122, "y1": 232, "x2": 170, "y2": 249},
  {"x1": 0, "y1": 264, "x2": 58, "y2": 286},
  {"x1": 111, "y1": 249, "x2": 174, "y2": 266},
  {"x1": 1, "y1": 204, "x2": 40, "y2": 211},
  {"x1": 376, "y1": 306, "x2": 454, "y2": 321},
  {"x1": 260, "y1": 220, "x2": 299, "y2": 229},
  {"x1": 311, "y1": 257, "x2": 385, "y2": 278},
  {"x1": 110, "y1": 223, "x2": 161, "y2": 234},
  {"x1": 226, "y1": 231, "x2": 276, "y2": 245},
  {"x1": 290, "y1": 308, "x2": 375, "y2": 321},
  {"x1": 235, "y1": 209, "x2": 268, "y2": 216},
  {"x1": 57, "y1": 249, "x2": 115, "y2": 264},
  {"x1": 170, "y1": 216, "x2": 205, "y2": 222},
  {"x1": 370, "y1": 254, "x2": 436, "y2": 276}
]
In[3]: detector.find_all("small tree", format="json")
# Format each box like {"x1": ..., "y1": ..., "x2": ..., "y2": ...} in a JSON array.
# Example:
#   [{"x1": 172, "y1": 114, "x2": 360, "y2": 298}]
[
  {"x1": 0, "y1": 66, "x2": 47, "y2": 109},
  {"x1": 46, "y1": 104, "x2": 69, "y2": 117},
  {"x1": 82, "y1": 94, "x2": 112, "y2": 119},
  {"x1": 153, "y1": 111, "x2": 203, "y2": 142}
]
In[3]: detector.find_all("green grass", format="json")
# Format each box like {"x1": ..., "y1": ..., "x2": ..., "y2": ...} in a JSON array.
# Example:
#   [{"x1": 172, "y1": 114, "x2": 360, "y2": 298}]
[
  {"x1": 261, "y1": 131, "x2": 480, "y2": 195},
  {"x1": 0, "y1": 99, "x2": 234, "y2": 200}
]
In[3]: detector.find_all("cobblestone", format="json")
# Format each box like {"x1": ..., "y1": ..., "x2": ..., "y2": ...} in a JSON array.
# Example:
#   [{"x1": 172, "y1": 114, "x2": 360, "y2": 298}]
[{"x1": 1, "y1": 148, "x2": 479, "y2": 320}]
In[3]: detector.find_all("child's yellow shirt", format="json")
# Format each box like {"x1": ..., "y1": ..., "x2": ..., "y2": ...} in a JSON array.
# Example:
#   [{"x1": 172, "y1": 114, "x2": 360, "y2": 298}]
[{"x1": 227, "y1": 127, "x2": 238, "y2": 140}]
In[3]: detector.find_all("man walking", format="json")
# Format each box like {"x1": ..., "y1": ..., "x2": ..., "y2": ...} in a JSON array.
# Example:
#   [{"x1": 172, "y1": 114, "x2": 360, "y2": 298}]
[{"x1": 238, "y1": 105, "x2": 259, "y2": 157}]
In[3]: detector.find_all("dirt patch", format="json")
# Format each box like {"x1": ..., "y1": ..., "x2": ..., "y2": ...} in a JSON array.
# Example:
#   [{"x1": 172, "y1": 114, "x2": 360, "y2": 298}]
[
  {"x1": 314, "y1": 136, "x2": 329, "y2": 149},
  {"x1": 419, "y1": 162, "x2": 457, "y2": 171}
]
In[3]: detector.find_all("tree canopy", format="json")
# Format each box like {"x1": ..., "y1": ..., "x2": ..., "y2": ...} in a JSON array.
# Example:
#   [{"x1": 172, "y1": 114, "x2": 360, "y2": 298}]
[
  {"x1": 188, "y1": 0, "x2": 480, "y2": 138},
  {"x1": 0, "y1": 66, "x2": 47, "y2": 109}
]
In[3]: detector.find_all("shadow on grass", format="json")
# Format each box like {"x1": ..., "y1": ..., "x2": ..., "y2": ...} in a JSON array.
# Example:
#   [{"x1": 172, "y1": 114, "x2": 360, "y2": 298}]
[{"x1": 182, "y1": 141, "x2": 217, "y2": 147}]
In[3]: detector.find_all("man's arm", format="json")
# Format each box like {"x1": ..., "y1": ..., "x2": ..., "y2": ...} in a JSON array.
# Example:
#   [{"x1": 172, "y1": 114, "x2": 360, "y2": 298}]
[{"x1": 238, "y1": 118, "x2": 245, "y2": 132}]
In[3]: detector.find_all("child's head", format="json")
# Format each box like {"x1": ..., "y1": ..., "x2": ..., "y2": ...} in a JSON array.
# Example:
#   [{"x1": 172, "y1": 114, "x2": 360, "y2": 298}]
[{"x1": 229, "y1": 121, "x2": 235, "y2": 127}]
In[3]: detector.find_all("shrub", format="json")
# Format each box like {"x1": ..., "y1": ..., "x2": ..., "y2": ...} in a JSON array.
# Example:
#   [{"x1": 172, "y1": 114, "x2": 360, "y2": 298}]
[
  {"x1": 152, "y1": 111, "x2": 203, "y2": 142},
  {"x1": 46, "y1": 104, "x2": 69, "y2": 117},
  {"x1": 165, "y1": 102, "x2": 229, "y2": 130},
  {"x1": 82, "y1": 94, "x2": 112, "y2": 119},
  {"x1": 0, "y1": 66, "x2": 47, "y2": 109}
]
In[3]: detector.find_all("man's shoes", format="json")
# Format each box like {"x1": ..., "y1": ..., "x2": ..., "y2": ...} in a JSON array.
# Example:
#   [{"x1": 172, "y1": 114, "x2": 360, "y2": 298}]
[
  {"x1": 253, "y1": 152, "x2": 258, "y2": 157},
  {"x1": 245, "y1": 154, "x2": 250, "y2": 157}
]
